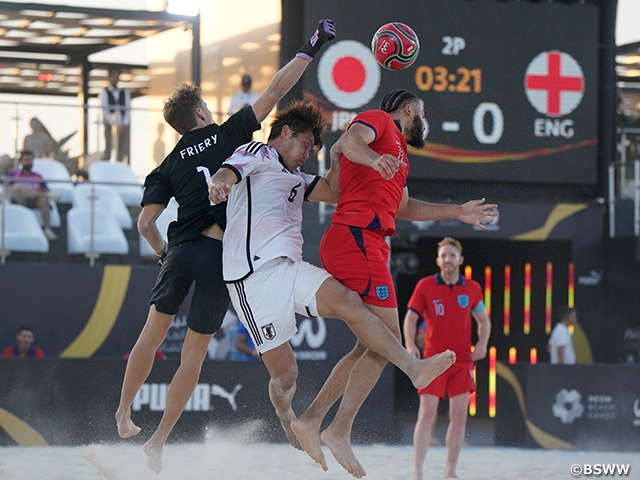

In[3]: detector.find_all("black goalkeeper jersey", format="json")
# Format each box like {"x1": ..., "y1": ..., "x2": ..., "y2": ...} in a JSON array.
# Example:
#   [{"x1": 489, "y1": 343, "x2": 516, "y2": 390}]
[{"x1": 141, "y1": 106, "x2": 260, "y2": 246}]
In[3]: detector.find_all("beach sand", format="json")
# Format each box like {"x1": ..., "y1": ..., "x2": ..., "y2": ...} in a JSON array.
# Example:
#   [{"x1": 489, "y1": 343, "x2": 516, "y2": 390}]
[{"x1": 1, "y1": 421, "x2": 639, "y2": 480}]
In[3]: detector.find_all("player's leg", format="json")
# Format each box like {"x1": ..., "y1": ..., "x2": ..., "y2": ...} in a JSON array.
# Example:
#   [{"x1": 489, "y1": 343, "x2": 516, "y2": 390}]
[
  {"x1": 314, "y1": 278, "x2": 454, "y2": 478},
  {"x1": 261, "y1": 342, "x2": 302, "y2": 451},
  {"x1": 413, "y1": 394, "x2": 439, "y2": 480},
  {"x1": 143, "y1": 328, "x2": 213, "y2": 474},
  {"x1": 115, "y1": 305, "x2": 173, "y2": 438},
  {"x1": 115, "y1": 244, "x2": 192, "y2": 438},
  {"x1": 444, "y1": 391, "x2": 471, "y2": 478},
  {"x1": 228, "y1": 257, "x2": 302, "y2": 450},
  {"x1": 143, "y1": 235, "x2": 229, "y2": 472}
]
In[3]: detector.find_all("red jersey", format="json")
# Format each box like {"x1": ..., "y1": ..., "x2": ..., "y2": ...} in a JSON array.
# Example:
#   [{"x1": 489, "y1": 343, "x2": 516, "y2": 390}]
[
  {"x1": 407, "y1": 273, "x2": 484, "y2": 365},
  {"x1": 331, "y1": 110, "x2": 408, "y2": 234},
  {"x1": 2, "y1": 345, "x2": 45, "y2": 358}
]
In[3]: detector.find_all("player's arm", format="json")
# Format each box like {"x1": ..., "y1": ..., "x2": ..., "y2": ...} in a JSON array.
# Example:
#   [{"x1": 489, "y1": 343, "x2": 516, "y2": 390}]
[
  {"x1": 138, "y1": 203, "x2": 167, "y2": 255},
  {"x1": 335, "y1": 123, "x2": 406, "y2": 180},
  {"x1": 396, "y1": 189, "x2": 498, "y2": 229},
  {"x1": 471, "y1": 307, "x2": 491, "y2": 361},
  {"x1": 251, "y1": 19, "x2": 336, "y2": 123},
  {"x1": 235, "y1": 334, "x2": 259, "y2": 359},
  {"x1": 403, "y1": 309, "x2": 422, "y2": 359},
  {"x1": 306, "y1": 143, "x2": 341, "y2": 204},
  {"x1": 208, "y1": 167, "x2": 239, "y2": 204}
]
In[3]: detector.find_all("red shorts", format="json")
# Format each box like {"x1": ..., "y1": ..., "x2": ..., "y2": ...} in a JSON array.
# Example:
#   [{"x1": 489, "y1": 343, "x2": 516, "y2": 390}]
[
  {"x1": 417, "y1": 364, "x2": 475, "y2": 400},
  {"x1": 319, "y1": 223, "x2": 397, "y2": 308}
]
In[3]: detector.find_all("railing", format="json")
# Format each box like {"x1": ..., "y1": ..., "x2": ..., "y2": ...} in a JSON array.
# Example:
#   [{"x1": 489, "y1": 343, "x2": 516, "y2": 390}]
[
  {"x1": 610, "y1": 127, "x2": 640, "y2": 238},
  {"x1": 0, "y1": 175, "x2": 143, "y2": 267}
]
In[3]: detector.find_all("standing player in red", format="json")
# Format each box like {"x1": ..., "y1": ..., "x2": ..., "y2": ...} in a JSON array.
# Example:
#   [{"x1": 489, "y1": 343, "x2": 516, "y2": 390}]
[
  {"x1": 291, "y1": 89, "x2": 497, "y2": 478},
  {"x1": 403, "y1": 237, "x2": 491, "y2": 480}
]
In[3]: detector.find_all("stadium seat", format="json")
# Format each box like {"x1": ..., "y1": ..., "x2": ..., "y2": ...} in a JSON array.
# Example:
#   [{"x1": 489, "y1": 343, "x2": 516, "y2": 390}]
[
  {"x1": 29, "y1": 198, "x2": 61, "y2": 228},
  {"x1": 88, "y1": 160, "x2": 143, "y2": 206},
  {"x1": 139, "y1": 197, "x2": 179, "y2": 257},
  {"x1": 32, "y1": 158, "x2": 74, "y2": 203},
  {"x1": 72, "y1": 183, "x2": 133, "y2": 229},
  {"x1": 0, "y1": 204, "x2": 49, "y2": 253},
  {"x1": 66, "y1": 207, "x2": 128, "y2": 255}
]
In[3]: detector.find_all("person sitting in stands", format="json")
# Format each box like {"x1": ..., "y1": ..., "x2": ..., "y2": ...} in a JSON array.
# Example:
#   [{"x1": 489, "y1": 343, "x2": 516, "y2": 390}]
[
  {"x1": 7, "y1": 150, "x2": 58, "y2": 241},
  {"x1": 2, "y1": 326, "x2": 45, "y2": 358}
]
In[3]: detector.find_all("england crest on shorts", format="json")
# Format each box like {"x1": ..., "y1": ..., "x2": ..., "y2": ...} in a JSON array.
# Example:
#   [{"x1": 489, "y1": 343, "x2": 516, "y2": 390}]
[
  {"x1": 262, "y1": 323, "x2": 276, "y2": 340},
  {"x1": 376, "y1": 285, "x2": 390, "y2": 301},
  {"x1": 458, "y1": 295, "x2": 469, "y2": 308}
]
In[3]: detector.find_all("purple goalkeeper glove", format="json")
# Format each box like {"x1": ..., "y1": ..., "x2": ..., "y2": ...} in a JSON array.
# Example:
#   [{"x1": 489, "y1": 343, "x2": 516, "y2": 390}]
[{"x1": 296, "y1": 19, "x2": 336, "y2": 61}]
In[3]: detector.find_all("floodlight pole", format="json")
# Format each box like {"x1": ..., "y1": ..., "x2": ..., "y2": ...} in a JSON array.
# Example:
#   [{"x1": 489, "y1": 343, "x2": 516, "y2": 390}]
[
  {"x1": 191, "y1": 12, "x2": 201, "y2": 86},
  {"x1": 79, "y1": 59, "x2": 91, "y2": 172}
]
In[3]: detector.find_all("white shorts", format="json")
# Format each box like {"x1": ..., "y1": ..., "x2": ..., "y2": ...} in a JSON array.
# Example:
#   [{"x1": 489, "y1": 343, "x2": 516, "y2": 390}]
[{"x1": 227, "y1": 257, "x2": 332, "y2": 354}]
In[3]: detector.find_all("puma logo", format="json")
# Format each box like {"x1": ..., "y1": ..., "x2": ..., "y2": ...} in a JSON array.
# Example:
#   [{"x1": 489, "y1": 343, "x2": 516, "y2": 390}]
[{"x1": 211, "y1": 384, "x2": 242, "y2": 411}]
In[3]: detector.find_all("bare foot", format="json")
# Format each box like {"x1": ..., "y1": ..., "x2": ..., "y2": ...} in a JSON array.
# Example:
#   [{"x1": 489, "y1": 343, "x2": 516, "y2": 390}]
[
  {"x1": 277, "y1": 410, "x2": 303, "y2": 451},
  {"x1": 114, "y1": 409, "x2": 141, "y2": 439},
  {"x1": 142, "y1": 438, "x2": 164, "y2": 475},
  {"x1": 412, "y1": 350, "x2": 456, "y2": 390},
  {"x1": 291, "y1": 417, "x2": 328, "y2": 471},
  {"x1": 320, "y1": 427, "x2": 366, "y2": 479}
]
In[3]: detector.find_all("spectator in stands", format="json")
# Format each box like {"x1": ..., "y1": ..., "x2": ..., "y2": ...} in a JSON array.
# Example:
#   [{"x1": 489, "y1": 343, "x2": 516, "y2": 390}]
[
  {"x1": 548, "y1": 305, "x2": 578, "y2": 365},
  {"x1": 228, "y1": 74, "x2": 260, "y2": 115},
  {"x1": 23, "y1": 117, "x2": 54, "y2": 159},
  {"x1": 228, "y1": 322, "x2": 259, "y2": 361},
  {"x1": 2, "y1": 326, "x2": 45, "y2": 358},
  {"x1": 101, "y1": 66, "x2": 131, "y2": 162},
  {"x1": 7, "y1": 150, "x2": 58, "y2": 241}
]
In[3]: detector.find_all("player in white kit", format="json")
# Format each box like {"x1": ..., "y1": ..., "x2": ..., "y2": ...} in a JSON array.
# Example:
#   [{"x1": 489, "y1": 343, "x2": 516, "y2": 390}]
[{"x1": 208, "y1": 100, "x2": 455, "y2": 466}]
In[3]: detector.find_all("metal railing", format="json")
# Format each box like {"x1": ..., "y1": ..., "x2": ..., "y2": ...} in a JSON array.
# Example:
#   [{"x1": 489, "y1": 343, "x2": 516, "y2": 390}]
[
  {"x1": 609, "y1": 127, "x2": 640, "y2": 238},
  {"x1": 1, "y1": 175, "x2": 141, "y2": 266}
]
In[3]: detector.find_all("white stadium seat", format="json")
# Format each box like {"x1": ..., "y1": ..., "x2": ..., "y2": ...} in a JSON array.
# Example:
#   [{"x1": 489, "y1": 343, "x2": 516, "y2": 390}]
[
  {"x1": 32, "y1": 158, "x2": 74, "y2": 203},
  {"x1": 0, "y1": 204, "x2": 49, "y2": 253},
  {"x1": 72, "y1": 183, "x2": 133, "y2": 229},
  {"x1": 139, "y1": 197, "x2": 179, "y2": 257},
  {"x1": 66, "y1": 207, "x2": 128, "y2": 255},
  {"x1": 88, "y1": 161, "x2": 143, "y2": 207},
  {"x1": 30, "y1": 199, "x2": 62, "y2": 228}
]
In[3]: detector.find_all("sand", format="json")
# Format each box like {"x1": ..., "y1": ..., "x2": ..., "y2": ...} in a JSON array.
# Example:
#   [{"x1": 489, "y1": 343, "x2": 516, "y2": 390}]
[{"x1": 0, "y1": 423, "x2": 639, "y2": 480}]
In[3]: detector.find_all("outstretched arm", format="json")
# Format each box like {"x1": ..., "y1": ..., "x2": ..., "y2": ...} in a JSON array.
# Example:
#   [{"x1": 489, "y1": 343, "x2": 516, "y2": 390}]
[
  {"x1": 251, "y1": 19, "x2": 336, "y2": 122},
  {"x1": 396, "y1": 190, "x2": 498, "y2": 229}
]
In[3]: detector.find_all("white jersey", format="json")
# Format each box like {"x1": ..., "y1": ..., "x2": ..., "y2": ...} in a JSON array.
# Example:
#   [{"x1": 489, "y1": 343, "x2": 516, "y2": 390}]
[{"x1": 221, "y1": 141, "x2": 320, "y2": 282}]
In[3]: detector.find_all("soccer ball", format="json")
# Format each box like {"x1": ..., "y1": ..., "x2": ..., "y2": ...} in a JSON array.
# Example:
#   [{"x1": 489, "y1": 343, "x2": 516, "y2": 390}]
[{"x1": 371, "y1": 22, "x2": 420, "y2": 71}]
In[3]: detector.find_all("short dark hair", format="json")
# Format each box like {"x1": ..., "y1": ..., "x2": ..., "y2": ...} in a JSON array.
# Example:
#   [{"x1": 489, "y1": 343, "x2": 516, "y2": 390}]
[
  {"x1": 242, "y1": 75, "x2": 252, "y2": 87},
  {"x1": 268, "y1": 100, "x2": 327, "y2": 149},
  {"x1": 557, "y1": 305, "x2": 577, "y2": 322},
  {"x1": 16, "y1": 326, "x2": 33, "y2": 335},
  {"x1": 108, "y1": 66, "x2": 123, "y2": 76},
  {"x1": 163, "y1": 83, "x2": 203, "y2": 135},
  {"x1": 379, "y1": 89, "x2": 419, "y2": 113},
  {"x1": 19, "y1": 150, "x2": 34, "y2": 160}
]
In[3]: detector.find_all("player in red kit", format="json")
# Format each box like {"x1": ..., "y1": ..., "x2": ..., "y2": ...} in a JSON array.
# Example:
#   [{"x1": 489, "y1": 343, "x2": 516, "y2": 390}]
[
  {"x1": 404, "y1": 237, "x2": 491, "y2": 480},
  {"x1": 291, "y1": 89, "x2": 497, "y2": 478}
]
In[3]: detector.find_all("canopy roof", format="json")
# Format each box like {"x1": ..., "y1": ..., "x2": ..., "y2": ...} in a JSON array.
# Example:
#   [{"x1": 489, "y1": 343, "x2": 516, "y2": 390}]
[{"x1": 0, "y1": 1, "x2": 197, "y2": 97}]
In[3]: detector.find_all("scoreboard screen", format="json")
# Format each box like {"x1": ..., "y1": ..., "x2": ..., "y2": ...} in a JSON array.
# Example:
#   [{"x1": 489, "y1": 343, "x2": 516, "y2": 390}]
[{"x1": 299, "y1": 0, "x2": 601, "y2": 185}]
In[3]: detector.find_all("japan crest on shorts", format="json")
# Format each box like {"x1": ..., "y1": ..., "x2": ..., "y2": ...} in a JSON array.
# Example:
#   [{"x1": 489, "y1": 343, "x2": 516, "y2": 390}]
[
  {"x1": 376, "y1": 285, "x2": 390, "y2": 301},
  {"x1": 262, "y1": 323, "x2": 276, "y2": 340},
  {"x1": 458, "y1": 295, "x2": 469, "y2": 308}
]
